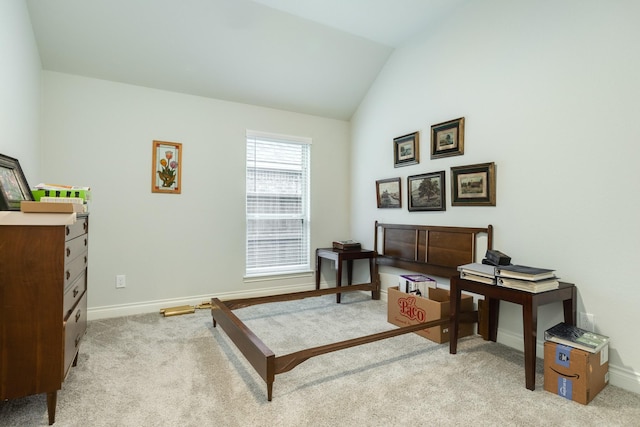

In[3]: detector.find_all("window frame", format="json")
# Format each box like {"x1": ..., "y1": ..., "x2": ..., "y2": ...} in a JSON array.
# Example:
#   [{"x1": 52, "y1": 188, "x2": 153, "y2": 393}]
[{"x1": 245, "y1": 130, "x2": 311, "y2": 278}]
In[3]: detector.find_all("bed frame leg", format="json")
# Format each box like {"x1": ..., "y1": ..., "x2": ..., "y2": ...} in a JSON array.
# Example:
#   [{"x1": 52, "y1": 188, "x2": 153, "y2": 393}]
[{"x1": 267, "y1": 382, "x2": 273, "y2": 401}]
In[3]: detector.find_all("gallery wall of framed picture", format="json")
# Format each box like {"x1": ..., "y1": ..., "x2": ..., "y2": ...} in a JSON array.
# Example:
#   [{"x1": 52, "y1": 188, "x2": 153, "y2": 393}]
[{"x1": 377, "y1": 117, "x2": 496, "y2": 211}]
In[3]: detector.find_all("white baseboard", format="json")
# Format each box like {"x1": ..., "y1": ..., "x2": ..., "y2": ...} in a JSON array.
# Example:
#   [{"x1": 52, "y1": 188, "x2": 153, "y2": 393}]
[{"x1": 88, "y1": 283, "x2": 315, "y2": 320}]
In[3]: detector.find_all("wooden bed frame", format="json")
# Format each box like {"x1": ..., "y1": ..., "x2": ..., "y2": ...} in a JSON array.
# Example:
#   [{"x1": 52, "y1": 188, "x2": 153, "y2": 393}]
[{"x1": 211, "y1": 221, "x2": 492, "y2": 400}]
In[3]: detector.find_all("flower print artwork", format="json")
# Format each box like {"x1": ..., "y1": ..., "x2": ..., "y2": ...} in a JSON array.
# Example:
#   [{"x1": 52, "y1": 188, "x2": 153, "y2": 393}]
[{"x1": 152, "y1": 141, "x2": 182, "y2": 194}]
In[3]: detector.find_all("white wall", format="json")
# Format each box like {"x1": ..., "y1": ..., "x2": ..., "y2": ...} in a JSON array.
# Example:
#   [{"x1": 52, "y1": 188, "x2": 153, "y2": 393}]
[
  {"x1": 0, "y1": 0, "x2": 41, "y2": 175},
  {"x1": 350, "y1": 0, "x2": 640, "y2": 393},
  {"x1": 39, "y1": 72, "x2": 352, "y2": 318}
]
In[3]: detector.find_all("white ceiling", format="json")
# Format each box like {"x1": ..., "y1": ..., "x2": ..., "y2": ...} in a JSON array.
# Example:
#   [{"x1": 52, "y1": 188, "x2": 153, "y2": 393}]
[{"x1": 26, "y1": 0, "x2": 466, "y2": 120}]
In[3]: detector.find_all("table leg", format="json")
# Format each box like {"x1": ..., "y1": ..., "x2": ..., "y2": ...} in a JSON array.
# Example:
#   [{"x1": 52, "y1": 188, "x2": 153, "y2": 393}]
[
  {"x1": 315, "y1": 255, "x2": 321, "y2": 290},
  {"x1": 369, "y1": 258, "x2": 380, "y2": 300},
  {"x1": 488, "y1": 298, "x2": 500, "y2": 342},
  {"x1": 449, "y1": 279, "x2": 461, "y2": 354},
  {"x1": 563, "y1": 286, "x2": 577, "y2": 325},
  {"x1": 336, "y1": 259, "x2": 342, "y2": 303},
  {"x1": 522, "y1": 298, "x2": 537, "y2": 391}
]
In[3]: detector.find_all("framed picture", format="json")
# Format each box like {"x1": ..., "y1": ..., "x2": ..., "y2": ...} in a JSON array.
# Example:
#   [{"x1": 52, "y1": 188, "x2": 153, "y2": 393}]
[
  {"x1": 407, "y1": 171, "x2": 446, "y2": 212},
  {"x1": 394, "y1": 131, "x2": 419, "y2": 167},
  {"x1": 152, "y1": 141, "x2": 182, "y2": 194},
  {"x1": 376, "y1": 177, "x2": 401, "y2": 208},
  {"x1": 0, "y1": 153, "x2": 34, "y2": 211},
  {"x1": 451, "y1": 162, "x2": 496, "y2": 206},
  {"x1": 431, "y1": 117, "x2": 464, "y2": 159}
]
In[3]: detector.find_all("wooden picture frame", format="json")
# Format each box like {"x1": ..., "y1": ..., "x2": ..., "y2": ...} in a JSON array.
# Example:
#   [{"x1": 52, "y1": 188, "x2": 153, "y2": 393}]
[
  {"x1": 394, "y1": 131, "x2": 419, "y2": 167},
  {"x1": 0, "y1": 153, "x2": 34, "y2": 211},
  {"x1": 376, "y1": 177, "x2": 401, "y2": 208},
  {"x1": 407, "y1": 171, "x2": 446, "y2": 211},
  {"x1": 431, "y1": 117, "x2": 464, "y2": 159},
  {"x1": 152, "y1": 141, "x2": 182, "y2": 194},
  {"x1": 451, "y1": 162, "x2": 496, "y2": 206}
]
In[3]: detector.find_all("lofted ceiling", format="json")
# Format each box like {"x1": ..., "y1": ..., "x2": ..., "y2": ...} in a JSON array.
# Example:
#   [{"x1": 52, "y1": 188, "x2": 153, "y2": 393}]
[{"x1": 26, "y1": 0, "x2": 466, "y2": 120}]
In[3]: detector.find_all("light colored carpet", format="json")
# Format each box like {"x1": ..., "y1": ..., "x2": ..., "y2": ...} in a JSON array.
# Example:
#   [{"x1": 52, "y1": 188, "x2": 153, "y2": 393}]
[{"x1": 1, "y1": 292, "x2": 639, "y2": 426}]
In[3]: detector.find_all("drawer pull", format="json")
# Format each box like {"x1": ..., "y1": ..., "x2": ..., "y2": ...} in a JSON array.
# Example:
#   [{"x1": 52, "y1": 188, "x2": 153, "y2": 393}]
[
  {"x1": 75, "y1": 310, "x2": 81, "y2": 323},
  {"x1": 75, "y1": 335, "x2": 81, "y2": 348},
  {"x1": 84, "y1": 238, "x2": 88, "y2": 247},
  {"x1": 66, "y1": 226, "x2": 70, "y2": 236},
  {"x1": 66, "y1": 247, "x2": 71, "y2": 257},
  {"x1": 83, "y1": 221, "x2": 88, "y2": 232},
  {"x1": 73, "y1": 286, "x2": 79, "y2": 298},
  {"x1": 66, "y1": 271, "x2": 71, "y2": 280}
]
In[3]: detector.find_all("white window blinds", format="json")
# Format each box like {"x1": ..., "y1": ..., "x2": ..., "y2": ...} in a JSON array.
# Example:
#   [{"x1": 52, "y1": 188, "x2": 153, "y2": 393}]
[{"x1": 246, "y1": 131, "x2": 311, "y2": 276}]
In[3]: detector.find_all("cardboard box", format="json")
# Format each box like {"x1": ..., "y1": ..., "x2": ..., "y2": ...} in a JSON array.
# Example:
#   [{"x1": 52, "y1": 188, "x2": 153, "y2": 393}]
[
  {"x1": 544, "y1": 341, "x2": 609, "y2": 405},
  {"x1": 387, "y1": 286, "x2": 474, "y2": 343},
  {"x1": 20, "y1": 201, "x2": 85, "y2": 213},
  {"x1": 398, "y1": 274, "x2": 437, "y2": 295}
]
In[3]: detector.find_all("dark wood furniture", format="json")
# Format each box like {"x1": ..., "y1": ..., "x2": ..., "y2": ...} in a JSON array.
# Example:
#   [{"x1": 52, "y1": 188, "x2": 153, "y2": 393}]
[
  {"x1": 449, "y1": 276, "x2": 576, "y2": 391},
  {"x1": 0, "y1": 213, "x2": 89, "y2": 425},
  {"x1": 211, "y1": 222, "x2": 492, "y2": 401},
  {"x1": 315, "y1": 247, "x2": 379, "y2": 303}
]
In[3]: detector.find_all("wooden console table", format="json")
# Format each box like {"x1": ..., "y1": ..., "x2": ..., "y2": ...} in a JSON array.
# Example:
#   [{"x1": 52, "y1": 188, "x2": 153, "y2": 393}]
[
  {"x1": 315, "y1": 248, "x2": 379, "y2": 303},
  {"x1": 449, "y1": 277, "x2": 576, "y2": 390}
]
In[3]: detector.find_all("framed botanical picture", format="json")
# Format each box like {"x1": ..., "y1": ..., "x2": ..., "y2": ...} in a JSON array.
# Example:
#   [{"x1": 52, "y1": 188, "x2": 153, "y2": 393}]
[
  {"x1": 394, "y1": 131, "x2": 419, "y2": 167},
  {"x1": 407, "y1": 171, "x2": 446, "y2": 212},
  {"x1": 152, "y1": 141, "x2": 182, "y2": 194},
  {"x1": 0, "y1": 153, "x2": 34, "y2": 211},
  {"x1": 451, "y1": 162, "x2": 496, "y2": 206},
  {"x1": 431, "y1": 117, "x2": 464, "y2": 159},
  {"x1": 376, "y1": 177, "x2": 401, "y2": 208}
]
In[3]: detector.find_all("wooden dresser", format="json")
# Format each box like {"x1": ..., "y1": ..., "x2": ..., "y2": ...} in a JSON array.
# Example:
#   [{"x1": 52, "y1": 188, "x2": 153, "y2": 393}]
[{"x1": 0, "y1": 212, "x2": 89, "y2": 425}]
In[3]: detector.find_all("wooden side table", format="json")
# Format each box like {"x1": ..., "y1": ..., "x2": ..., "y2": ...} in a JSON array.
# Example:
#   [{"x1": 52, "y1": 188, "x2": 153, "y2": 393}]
[
  {"x1": 449, "y1": 276, "x2": 576, "y2": 391},
  {"x1": 315, "y1": 248, "x2": 379, "y2": 303}
]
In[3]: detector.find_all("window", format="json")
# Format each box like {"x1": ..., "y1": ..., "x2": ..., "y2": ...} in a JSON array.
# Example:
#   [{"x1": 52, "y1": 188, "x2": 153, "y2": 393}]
[{"x1": 246, "y1": 130, "x2": 311, "y2": 277}]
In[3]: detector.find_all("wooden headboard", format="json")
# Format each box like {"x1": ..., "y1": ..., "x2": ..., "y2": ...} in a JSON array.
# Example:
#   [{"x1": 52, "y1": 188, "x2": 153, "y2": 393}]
[{"x1": 374, "y1": 221, "x2": 493, "y2": 279}]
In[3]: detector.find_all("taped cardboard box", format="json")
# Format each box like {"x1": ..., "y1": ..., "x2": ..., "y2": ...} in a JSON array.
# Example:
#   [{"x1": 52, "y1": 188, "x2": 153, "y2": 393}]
[
  {"x1": 544, "y1": 341, "x2": 609, "y2": 405},
  {"x1": 387, "y1": 286, "x2": 473, "y2": 343}
]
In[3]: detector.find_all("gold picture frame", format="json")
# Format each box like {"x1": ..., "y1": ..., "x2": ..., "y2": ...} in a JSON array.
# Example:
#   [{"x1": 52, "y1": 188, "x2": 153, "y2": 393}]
[
  {"x1": 451, "y1": 162, "x2": 496, "y2": 206},
  {"x1": 431, "y1": 117, "x2": 464, "y2": 159},
  {"x1": 152, "y1": 141, "x2": 182, "y2": 194}
]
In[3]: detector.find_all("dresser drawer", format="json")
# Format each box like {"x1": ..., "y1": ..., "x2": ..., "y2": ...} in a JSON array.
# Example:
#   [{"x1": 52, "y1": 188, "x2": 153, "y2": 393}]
[
  {"x1": 63, "y1": 272, "x2": 86, "y2": 320},
  {"x1": 64, "y1": 293, "x2": 87, "y2": 375},
  {"x1": 65, "y1": 233, "x2": 88, "y2": 263},
  {"x1": 64, "y1": 252, "x2": 87, "y2": 289},
  {"x1": 65, "y1": 216, "x2": 88, "y2": 241}
]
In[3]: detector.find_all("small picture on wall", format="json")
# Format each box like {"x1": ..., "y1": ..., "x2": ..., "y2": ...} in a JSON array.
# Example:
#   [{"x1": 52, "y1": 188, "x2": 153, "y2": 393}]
[
  {"x1": 394, "y1": 131, "x2": 419, "y2": 167},
  {"x1": 152, "y1": 140, "x2": 182, "y2": 194},
  {"x1": 407, "y1": 171, "x2": 446, "y2": 211},
  {"x1": 451, "y1": 162, "x2": 496, "y2": 206},
  {"x1": 431, "y1": 117, "x2": 464, "y2": 159},
  {"x1": 376, "y1": 177, "x2": 401, "y2": 208}
]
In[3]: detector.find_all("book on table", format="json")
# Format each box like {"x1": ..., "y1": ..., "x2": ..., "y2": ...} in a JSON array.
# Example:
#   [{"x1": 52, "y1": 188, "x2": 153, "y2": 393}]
[
  {"x1": 457, "y1": 262, "x2": 497, "y2": 285},
  {"x1": 544, "y1": 322, "x2": 610, "y2": 353},
  {"x1": 497, "y1": 276, "x2": 559, "y2": 293},
  {"x1": 332, "y1": 240, "x2": 361, "y2": 250},
  {"x1": 496, "y1": 264, "x2": 556, "y2": 281}
]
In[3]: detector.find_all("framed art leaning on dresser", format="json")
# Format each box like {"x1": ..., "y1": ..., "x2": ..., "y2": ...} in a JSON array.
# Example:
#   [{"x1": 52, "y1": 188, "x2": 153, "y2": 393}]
[{"x1": 0, "y1": 153, "x2": 34, "y2": 210}]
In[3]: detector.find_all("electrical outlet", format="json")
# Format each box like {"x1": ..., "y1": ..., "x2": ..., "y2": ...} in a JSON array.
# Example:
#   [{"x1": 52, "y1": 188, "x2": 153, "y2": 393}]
[
  {"x1": 116, "y1": 275, "x2": 126, "y2": 288},
  {"x1": 579, "y1": 312, "x2": 595, "y2": 331}
]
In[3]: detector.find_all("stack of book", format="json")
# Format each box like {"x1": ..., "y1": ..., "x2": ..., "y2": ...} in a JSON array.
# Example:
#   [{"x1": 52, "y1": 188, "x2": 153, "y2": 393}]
[
  {"x1": 457, "y1": 262, "x2": 497, "y2": 285},
  {"x1": 544, "y1": 322, "x2": 609, "y2": 353},
  {"x1": 495, "y1": 264, "x2": 559, "y2": 293},
  {"x1": 332, "y1": 240, "x2": 361, "y2": 251}
]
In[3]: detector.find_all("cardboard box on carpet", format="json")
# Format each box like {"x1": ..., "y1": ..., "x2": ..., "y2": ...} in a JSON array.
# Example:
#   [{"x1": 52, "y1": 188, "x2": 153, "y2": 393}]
[
  {"x1": 544, "y1": 341, "x2": 609, "y2": 405},
  {"x1": 387, "y1": 286, "x2": 473, "y2": 343}
]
